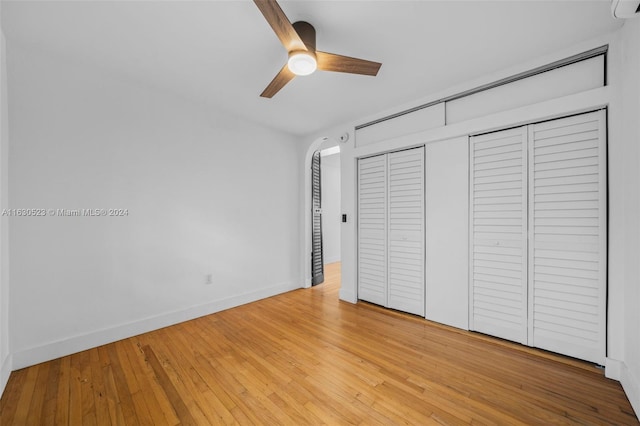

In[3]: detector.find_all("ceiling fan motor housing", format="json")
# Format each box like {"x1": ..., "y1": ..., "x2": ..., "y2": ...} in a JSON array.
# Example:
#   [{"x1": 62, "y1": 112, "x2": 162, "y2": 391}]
[
  {"x1": 288, "y1": 22, "x2": 317, "y2": 75},
  {"x1": 292, "y1": 21, "x2": 316, "y2": 53}
]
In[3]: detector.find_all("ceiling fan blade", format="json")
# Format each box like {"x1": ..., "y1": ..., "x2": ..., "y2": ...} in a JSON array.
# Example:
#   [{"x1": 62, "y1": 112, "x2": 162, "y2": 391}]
[
  {"x1": 260, "y1": 64, "x2": 295, "y2": 98},
  {"x1": 316, "y1": 51, "x2": 381, "y2": 76},
  {"x1": 253, "y1": 0, "x2": 307, "y2": 52}
]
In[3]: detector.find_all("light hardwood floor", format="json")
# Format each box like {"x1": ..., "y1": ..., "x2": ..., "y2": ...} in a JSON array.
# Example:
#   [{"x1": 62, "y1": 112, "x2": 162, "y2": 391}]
[{"x1": 1, "y1": 262, "x2": 638, "y2": 425}]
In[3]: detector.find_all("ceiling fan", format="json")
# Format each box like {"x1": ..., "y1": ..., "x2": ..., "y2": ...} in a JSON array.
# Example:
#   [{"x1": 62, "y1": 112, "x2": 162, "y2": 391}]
[{"x1": 253, "y1": 0, "x2": 382, "y2": 98}]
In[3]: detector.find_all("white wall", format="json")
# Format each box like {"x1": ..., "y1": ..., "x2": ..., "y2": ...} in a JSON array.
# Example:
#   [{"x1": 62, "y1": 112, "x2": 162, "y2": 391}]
[
  {"x1": 320, "y1": 151, "x2": 341, "y2": 265},
  {"x1": 6, "y1": 43, "x2": 301, "y2": 368},
  {"x1": 615, "y1": 17, "x2": 640, "y2": 418},
  {"x1": 356, "y1": 103, "x2": 445, "y2": 148},
  {"x1": 0, "y1": 0, "x2": 11, "y2": 396},
  {"x1": 425, "y1": 136, "x2": 468, "y2": 330}
]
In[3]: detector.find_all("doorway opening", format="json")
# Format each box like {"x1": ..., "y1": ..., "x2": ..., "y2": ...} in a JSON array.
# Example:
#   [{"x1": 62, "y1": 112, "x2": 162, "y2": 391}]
[
  {"x1": 304, "y1": 139, "x2": 341, "y2": 288},
  {"x1": 319, "y1": 145, "x2": 341, "y2": 265}
]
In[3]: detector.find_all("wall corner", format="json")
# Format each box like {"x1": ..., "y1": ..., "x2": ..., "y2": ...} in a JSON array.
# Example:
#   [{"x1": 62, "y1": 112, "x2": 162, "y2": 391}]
[
  {"x1": 621, "y1": 361, "x2": 640, "y2": 420},
  {"x1": 0, "y1": 352, "x2": 11, "y2": 398},
  {"x1": 606, "y1": 357, "x2": 622, "y2": 380},
  {"x1": 339, "y1": 289, "x2": 357, "y2": 304}
]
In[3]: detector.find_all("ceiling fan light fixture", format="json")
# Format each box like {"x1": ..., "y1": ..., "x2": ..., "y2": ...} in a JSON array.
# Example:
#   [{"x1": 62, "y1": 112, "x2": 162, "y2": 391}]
[
  {"x1": 287, "y1": 51, "x2": 317, "y2": 76},
  {"x1": 254, "y1": 0, "x2": 381, "y2": 97}
]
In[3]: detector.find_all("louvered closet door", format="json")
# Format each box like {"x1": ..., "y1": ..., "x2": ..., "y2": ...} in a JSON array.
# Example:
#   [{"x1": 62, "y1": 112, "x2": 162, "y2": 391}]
[
  {"x1": 470, "y1": 127, "x2": 528, "y2": 344},
  {"x1": 387, "y1": 148, "x2": 425, "y2": 316},
  {"x1": 358, "y1": 155, "x2": 387, "y2": 306},
  {"x1": 311, "y1": 151, "x2": 324, "y2": 285},
  {"x1": 528, "y1": 110, "x2": 606, "y2": 364}
]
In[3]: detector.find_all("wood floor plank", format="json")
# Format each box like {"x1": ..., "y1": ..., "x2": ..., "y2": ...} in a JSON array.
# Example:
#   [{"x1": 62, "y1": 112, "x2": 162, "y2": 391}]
[
  {"x1": 101, "y1": 364, "x2": 126, "y2": 426},
  {"x1": 79, "y1": 349, "x2": 98, "y2": 426},
  {"x1": 26, "y1": 362, "x2": 52, "y2": 424},
  {"x1": 0, "y1": 369, "x2": 28, "y2": 425},
  {"x1": 1, "y1": 262, "x2": 638, "y2": 425},
  {"x1": 68, "y1": 352, "x2": 84, "y2": 425},
  {"x1": 105, "y1": 343, "x2": 140, "y2": 426},
  {"x1": 88, "y1": 348, "x2": 112, "y2": 426},
  {"x1": 141, "y1": 345, "x2": 198, "y2": 426},
  {"x1": 125, "y1": 340, "x2": 179, "y2": 426},
  {"x1": 40, "y1": 357, "x2": 61, "y2": 422},
  {"x1": 54, "y1": 355, "x2": 71, "y2": 426},
  {"x1": 11, "y1": 364, "x2": 40, "y2": 424},
  {"x1": 151, "y1": 327, "x2": 243, "y2": 424},
  {"x1": 141, "y1": 332, "x2": 229, "y2": 425}
]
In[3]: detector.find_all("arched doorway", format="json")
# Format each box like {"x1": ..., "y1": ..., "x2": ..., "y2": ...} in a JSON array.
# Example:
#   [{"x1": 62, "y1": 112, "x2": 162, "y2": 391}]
[{"x1": 302, "y1": 138, "x2": 341, "y2": 288}]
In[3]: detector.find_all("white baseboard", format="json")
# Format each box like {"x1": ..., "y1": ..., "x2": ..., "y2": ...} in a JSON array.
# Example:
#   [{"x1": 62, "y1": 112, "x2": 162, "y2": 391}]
[
  {"x1": 605, "y1": 357, "x2": 622, "y2": 380},
  {"x1": 12, "y1": 280, "x2": 301, "y2": 370},
  {"x1": 621, "y1": 362, "x2": 640, "y2": 420},
  {"x1": 0, "y1": 353, "x2": 11, "y2": 398},
  {"x1": 324, "y1": 257, "x2": 341, "y2": 265},
  {"x1": 339, "y1": 288, "x2": 357, "y2": 304}
]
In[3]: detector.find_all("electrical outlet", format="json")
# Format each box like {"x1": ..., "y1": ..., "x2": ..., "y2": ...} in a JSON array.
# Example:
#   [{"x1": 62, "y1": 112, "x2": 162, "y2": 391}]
[{"x1": 205, "y1": 274, "x2": 213, "y2": 285}]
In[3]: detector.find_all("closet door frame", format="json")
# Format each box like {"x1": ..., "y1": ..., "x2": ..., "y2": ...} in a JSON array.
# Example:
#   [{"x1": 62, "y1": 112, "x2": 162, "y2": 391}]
[{"x1": 597, "y1": 111, "x2": 608, "y2": 364}]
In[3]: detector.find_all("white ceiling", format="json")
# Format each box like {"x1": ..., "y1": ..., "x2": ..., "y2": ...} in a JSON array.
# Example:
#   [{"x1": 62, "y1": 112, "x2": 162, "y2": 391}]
[{"x1": 1, "y1": 1, "x2": 622, "y2": 136}]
